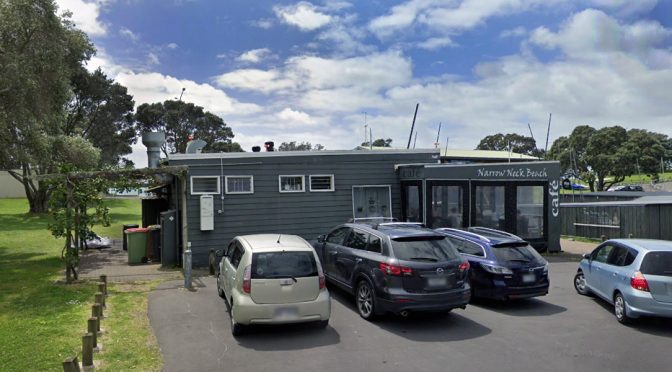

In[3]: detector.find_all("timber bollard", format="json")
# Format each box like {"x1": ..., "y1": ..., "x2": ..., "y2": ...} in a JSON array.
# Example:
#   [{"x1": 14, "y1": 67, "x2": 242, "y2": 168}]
[
  {"x1": 92, "y1": 303, "x2": 103, "y2": 320},
  {"x1": 98, "y1": 283, "x2": 106, "y2": 297},
  {"x1": 95, "y1": 292, "x2": 105, "y2": 308},
  {"x1": 82, "y1": 333, "x2": 94, "y2": 367},
  {"x1": 62, "y1": 356, "x2": 81, "y2": 372},
  {"x1": 99, "y1": 275, "x2": 107, "y2": 295},
  {"x1": 87, "y1": 317, "x2": 98, "y2": 348},
  {"x1": 183, "y1": 248, "x2": 192, "y2": 289}
]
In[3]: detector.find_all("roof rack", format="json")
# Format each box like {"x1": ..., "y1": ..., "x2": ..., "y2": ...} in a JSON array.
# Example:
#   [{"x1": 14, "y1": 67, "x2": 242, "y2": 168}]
[
  {"x1": 347, "y1": 217, "x2": 398, "y2": 223},
  {"x1": 467, "y1": 226, "x2": 523, "y2": 240},
  {"x1": 376, "y1": 222, "x2": 425, "y2": 230},
  {"x1": 435, "y1": 227, "x2": 492, "y2": 243}
]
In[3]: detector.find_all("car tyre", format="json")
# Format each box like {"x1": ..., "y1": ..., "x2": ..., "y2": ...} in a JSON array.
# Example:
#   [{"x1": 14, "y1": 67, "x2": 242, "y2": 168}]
[
  {"x1": 217, "y1": 274, "x2": 225, "y2": 298},
  {"x1": 356, "y1": 280, "x2": 377, "y2": 321},
  {"x1": 230, "y1": 302, "x2": 245, "y2": 336},
  {"x1": 573, "y1": 271, "x2": 591, "y2": 296},
  {"x1": 614, "y1": 292, "x2": 631, "y2": 325}
]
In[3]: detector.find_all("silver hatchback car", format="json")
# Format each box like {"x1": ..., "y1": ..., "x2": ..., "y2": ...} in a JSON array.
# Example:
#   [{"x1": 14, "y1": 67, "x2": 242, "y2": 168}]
[{"x1": 574, "y1": 239, "x2": 672, "y2": 324}]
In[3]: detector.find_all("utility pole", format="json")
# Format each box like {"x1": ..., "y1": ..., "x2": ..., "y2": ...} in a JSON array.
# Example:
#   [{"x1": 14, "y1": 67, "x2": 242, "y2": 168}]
[
  {"x1": 413, "y1": 132, "x2": 418, "y2": 149},
  {"x1": 407, "y1": 103, "x2": 419, "y2": 149},
  {"x1": 544, "y1": 113, "x2": 552, "y2": 158},
  {"x1": 435, "y1": 122, "x2": 442, "y2": 149}
]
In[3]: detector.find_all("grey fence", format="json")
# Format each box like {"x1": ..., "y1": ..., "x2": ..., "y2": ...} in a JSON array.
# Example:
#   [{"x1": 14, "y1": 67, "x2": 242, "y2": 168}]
[{"x1": 560, "y1": 204, "x2": 672, "y2": 241}]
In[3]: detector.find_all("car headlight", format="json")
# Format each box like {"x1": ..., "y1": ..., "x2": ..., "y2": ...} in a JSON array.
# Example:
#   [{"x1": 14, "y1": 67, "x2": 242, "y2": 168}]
[
  {"x1": 480, "y1": 263, "x2": 513, "y2": 275},
  {"x1": 542, "y1": 264, "x2": 549, "y2": 274}
]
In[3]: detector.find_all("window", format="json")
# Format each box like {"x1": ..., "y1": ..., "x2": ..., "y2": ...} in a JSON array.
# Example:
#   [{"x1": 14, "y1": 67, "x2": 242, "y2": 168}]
[
  {"x1": 430, "y1": 185, "x2": 464, "y2": 228},
  {"x1": 474, "y1": 185, "x2": 505, "y2": 230},
  {"x1": 607, "y1": 246, "x2": 628, "y2": 266},
  {"x1": 390, "y1": 236, "x2": 460, "y2": 261},
  {"x1": 326, "y1": 227, "x2": 350, "y2": 245},
  {"x1": 592, "y1": 245, "x2": 614, "y2": 263},
  {"x1": 345, "y1": 230, "x2": 368, "y2": 250},
  {"x1": 279, "y1": 175, "x2": 305, "y2": 192},
  {"x1": 368, "y1": 235, "x2": 383, "y2": 253},
  {"x1": 352, "y1": 186, "x2": 392, "y2": 219},
  {"x1": 517, "y1": 186, "x2": 544, "y2": 239},
  {"x1": 191, "y1": 176, "x2": 220, "y2": 195},
  {"x1": 228, "y1": 244, "x2": 244, "y2": 269},
  {"x1": 310, "y1": 175, "x2": 334, "y2": 192},
  {"x1": 446, "y1": 236, "x2": 485, "y2": 257},
  {"x1": 640, "y1": 252, "x2": 672, "y2": 277},
  {"x1": 252, "y1": 252, "x2": 317, "y2": 279},
  {"x1": 225, "y1": 176, "x2": 253, "y2": 194}
]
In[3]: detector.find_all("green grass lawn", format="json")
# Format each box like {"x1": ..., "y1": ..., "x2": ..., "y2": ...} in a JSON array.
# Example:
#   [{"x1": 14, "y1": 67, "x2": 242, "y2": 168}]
[{"x1": 0, "y1": 198, "x2": 161, "y2": 371}]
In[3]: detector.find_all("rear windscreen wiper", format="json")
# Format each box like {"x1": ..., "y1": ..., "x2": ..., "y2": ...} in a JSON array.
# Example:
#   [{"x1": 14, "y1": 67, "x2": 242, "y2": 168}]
[{"x1": 409, "y1": 257, "x2": 439, "y2": 262}]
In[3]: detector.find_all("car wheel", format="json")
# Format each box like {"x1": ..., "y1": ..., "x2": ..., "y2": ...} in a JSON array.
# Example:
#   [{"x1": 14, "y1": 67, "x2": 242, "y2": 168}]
[
  {"x1": 317, "y1": 319, "x2": 329, "y2": 329},
  {"x1": 217, "y1": 274, "x2": 225, "y2": 298},
  {"x1": 573, "y1": 272, "x2": 590, "y2": 296},
  {"x1": 230, "y1": 302, "x2": 245, "y2": 336},
  {"x1": 614, "y1": 293, "x2": 631, "y2": 325},
  {"x1": 356, "y1": 280, "x2": 377, "y2": 321}
]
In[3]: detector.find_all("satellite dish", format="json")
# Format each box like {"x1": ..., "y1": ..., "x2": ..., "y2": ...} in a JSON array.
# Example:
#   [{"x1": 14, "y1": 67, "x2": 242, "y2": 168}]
[{"x1": 186, "y1": 139, "x2": 207, "y2": 154}]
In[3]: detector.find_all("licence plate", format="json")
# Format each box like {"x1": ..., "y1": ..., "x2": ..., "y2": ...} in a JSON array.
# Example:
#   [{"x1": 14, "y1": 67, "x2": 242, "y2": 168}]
[
  {"x1": 274, "y1": 307, "x2": 298, "y2": 319},
  {"x1": 522, "y1": 274, "x2": 536, "y2": 283},
  {"x1": 427, "y1": 277, "x2": 448, "y2": 287}
]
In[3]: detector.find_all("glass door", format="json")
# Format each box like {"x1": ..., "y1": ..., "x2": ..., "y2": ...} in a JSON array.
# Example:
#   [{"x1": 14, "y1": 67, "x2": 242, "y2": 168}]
[
  {"x1": 401, "y1": 181, "x2": 423, "y2": 222},
  {"x1": 426, "y1": 181, "x2": 469, "y2": 228}
]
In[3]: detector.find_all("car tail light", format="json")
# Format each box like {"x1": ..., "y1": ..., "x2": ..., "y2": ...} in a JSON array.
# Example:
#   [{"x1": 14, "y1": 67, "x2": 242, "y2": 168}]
[
  {"x1": 319, "y1": 273, "x2": 326, "y2": 290},
  {"x1": 458, "y1": 261, "x2": 470, "y2": 272},
  {"x1": 630, "y1": 271, "x2": 649, "y2": 292},
  {"x1": 242, "y1": 265, "x2": 252, "y2": 294},
  {"x1": 379, "y1": 261, "x2": 413, "y2": 276}
]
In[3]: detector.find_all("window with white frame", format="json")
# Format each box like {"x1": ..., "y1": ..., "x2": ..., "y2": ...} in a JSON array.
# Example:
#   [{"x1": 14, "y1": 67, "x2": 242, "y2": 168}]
[
  {"x1": 279, "y1": 175, "x2": 305, "y2": 192},
  {"x1": 310, "y1": 175, "x2": 334, "y2": 192},
  {"x1": 191, "y1": 176, "x2": 220, "y2": 195},
  {"x1": 225, "y1": 176, "x2": 254, "y2": 194}
]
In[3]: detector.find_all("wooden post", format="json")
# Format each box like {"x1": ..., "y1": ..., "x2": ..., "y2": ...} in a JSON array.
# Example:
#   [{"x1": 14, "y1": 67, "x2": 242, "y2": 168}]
[
  {"x1": 98, "y1": 283, "x2": 106, "y2": 298},
  {"x1": 62, "y1": 356, "x2": 81, "y2": 372},
  {"x1": 92, "y1": 303, "x2": 102, "y2": 320},
  {"x1": 99, "y1": 275, "x2": 107, "y2": 295},
  {"x1": 95, "y1": 292, "x2": 105, "y2": 308},
  {"x1": 82, "y1": 333, "x2": 94, "y2": 367},
  {"x1": 87, "y1": 318, "x2": 98, "y2": 348}
]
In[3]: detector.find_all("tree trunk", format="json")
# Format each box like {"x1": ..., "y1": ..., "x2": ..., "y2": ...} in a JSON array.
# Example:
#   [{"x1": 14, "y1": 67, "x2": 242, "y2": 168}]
[
  {"x1": 27, "y1": 188, "x2": 49, "y2": 213},
  {"x1": 10, "y1": 166, "x2": 50, "y2": 213}
]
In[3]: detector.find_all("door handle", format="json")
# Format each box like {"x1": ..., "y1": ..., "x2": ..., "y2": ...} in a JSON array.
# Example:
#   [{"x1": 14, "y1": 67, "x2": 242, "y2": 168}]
[
  {"x1": 355, "y1": 258, "x2": 363, "y2": 263},
  {"x1": 328, "y1": 251, "x2": 338, "y2": 255}
]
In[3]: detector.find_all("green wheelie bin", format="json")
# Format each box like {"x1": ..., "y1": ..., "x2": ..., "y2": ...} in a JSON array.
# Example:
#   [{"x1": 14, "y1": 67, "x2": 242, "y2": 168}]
[{"x1": 125, "y1": 227, "x2": 149, "y2": 264}]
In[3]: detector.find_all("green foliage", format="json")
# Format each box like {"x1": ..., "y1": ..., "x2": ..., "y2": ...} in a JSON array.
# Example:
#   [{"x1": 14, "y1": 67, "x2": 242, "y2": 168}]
[
  {"x1": 361, "y1": 138, "x2": 393, "y2": 147},
  {"x1": 135, "y1": 100, "x2": 241, "y2": 155},
  {"x1": 66, "y1": 68, "x2": 137, "y2": 167},
  {"x1": 279, "y1": 141, "x2": 314, "y2": 151},
  {"x1": 476, "y1": 133, "x2": 540, "y2": 156}
]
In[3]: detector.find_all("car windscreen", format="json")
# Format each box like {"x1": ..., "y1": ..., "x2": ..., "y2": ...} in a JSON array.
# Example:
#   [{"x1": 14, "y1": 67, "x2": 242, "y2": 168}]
[
  {"x1": 491, "y1": 243, "x2": 545, "y2": 263},
  {"x1": 251, "y1": 251, "x2": 318, "y2": 279},
  {"x1": 390, "y1": 236, "x2": 460, "y2": 262},
  {"x1": 640, "y1": 252, "x2": 672, "y2": 277}
]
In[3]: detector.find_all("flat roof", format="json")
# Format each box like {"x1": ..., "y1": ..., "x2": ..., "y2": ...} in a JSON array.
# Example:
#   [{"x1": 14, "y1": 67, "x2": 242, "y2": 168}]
[
  {"x1": 562, "y1": 195, "x2": 672, "y2": 207},
  {"x1": 396, "y1": 160, "x2": 558, "y2": 169},
  {"x1": 169, "y1": 148, "x2": 439, "y2": 161},
  {"x1": 441, "y1": 149, "x2": 539, "y2": 160}
]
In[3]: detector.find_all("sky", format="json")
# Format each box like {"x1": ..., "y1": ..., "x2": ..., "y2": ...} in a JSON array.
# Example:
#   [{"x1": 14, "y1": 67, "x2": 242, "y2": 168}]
[{"x1": 54, "y1": 0, "x2": 672, "y2": 168}]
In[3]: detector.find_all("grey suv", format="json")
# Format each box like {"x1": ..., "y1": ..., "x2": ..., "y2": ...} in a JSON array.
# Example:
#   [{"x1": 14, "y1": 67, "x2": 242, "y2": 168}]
[{"x1": 313, "y1": 222, "x2": 471, "y2": 320}]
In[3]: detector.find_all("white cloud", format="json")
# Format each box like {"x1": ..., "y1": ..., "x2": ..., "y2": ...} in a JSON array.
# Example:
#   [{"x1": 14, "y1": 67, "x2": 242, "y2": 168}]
[
  {"x1": 250, "y1": 18, "x2": 274, "y2": 29},
  {"x1": 120, "y1": 27, "x2": 139, "y2": 43},
  {"x1": 56, "y1": 0, "x2": 107, "y2": 36},
  {"x1": 417, "y1": 36, "x2": 456, "y2": 50},
  {"x1": 274, "y1": 2, "x2": 332, "y2": 31},
  {"x1": 235, "y1": 48, "x2": 272, "y2": 64},
  {"x1": 147, "y1": 52, "x2": 160, "y2": 65},
  {"x1": 500, "y1": 26, "x2": 527, "y2": 38},
  {"x1": 276, "y1": 108, "x2": 316, "y2": 126},
  {"x1": 529, "y1": 9, "x2": 672, "y2": 68},
  {"x1": 214, "y1": 69, "x2": 296, "y2": 94},
  {"x1": 167, "y1": 43, "x2": 179, "y2": 50},
  {"x1": 587, "y1": 0, "x2": 658, "y2": 17}
]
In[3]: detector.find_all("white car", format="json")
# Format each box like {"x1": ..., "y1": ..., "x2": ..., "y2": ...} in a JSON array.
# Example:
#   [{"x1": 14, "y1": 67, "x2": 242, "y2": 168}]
[{"x1": 216, "y1": 234, "x2": 331, "y2": 336}]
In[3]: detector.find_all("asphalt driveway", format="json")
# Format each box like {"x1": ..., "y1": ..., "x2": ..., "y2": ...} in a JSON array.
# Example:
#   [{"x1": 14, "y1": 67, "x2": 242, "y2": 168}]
[{"x1": 149, "y1": 262, "x2": 672, "y2": 372}]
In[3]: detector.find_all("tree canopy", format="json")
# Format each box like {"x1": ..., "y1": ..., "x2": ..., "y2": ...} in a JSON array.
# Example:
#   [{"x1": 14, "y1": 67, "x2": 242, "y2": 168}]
[
  {"x1": 135, "y1": 100, "x2": 242, "y2": 155},
  {"x1": 549, "y1": 125, "x2": 670, "y2": 191},
  {"x1": 278, "y1": 141, "x2": 324, "y2": 151},
  {"x1": 361, "y1": 138, "x2": 393, "y2": 147},
  {"x1": 476, "y1": 133, "x2": 540, "y2": 156}
]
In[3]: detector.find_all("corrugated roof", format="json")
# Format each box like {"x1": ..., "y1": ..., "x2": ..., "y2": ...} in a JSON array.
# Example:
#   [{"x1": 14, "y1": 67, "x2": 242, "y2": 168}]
[{"x1": 441, "y1": 149, "x2": 539, "y2": 160}]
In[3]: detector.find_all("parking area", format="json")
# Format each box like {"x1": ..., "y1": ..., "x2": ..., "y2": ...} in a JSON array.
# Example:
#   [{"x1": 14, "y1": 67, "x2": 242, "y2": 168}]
[{"x1": 149, "y1": 262, "x2": 672, "y2": 372}]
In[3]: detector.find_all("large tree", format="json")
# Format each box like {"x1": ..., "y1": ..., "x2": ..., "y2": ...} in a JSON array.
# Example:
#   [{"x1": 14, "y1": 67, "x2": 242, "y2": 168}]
[
  {"x1": 135, "y1": 100, "x2": 241, "y2": 155},
  {"x1": 361, "y1": 138, "x2": 392, "y2": 147},
  {"x1": 548, "y1": 125, "x2": 597, "y2": 190},
  {"x1": 624, "y1": 129, "x2": 668, "y2": 182},
  {"x1": 476, "y1": 133, "x2": 539, "y2": 156},
  {"x1": 585, "y1": 126, "x2": 635, "y2": 191},
  {"x1": 279, "y1": 141, "x2": 313, "y2": 151},
  {"x1": 65, "y1": 68, "x2": 137, "y2": 166},
  {"x1": 0, "y1": 0, "x2": 95, "y2": 212}
]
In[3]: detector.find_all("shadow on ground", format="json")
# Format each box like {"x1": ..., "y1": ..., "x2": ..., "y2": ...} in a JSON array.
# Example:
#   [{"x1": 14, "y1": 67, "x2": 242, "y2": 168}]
[{"x1": 470, "y1": 297, "x2": 567, "y2": 317}]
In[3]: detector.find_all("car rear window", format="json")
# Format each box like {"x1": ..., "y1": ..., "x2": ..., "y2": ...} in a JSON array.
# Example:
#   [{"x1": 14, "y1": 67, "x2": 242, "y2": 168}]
[
  {"x1": 251, "y1": 251, "x2": 318, "y2": 279},
  {"x1": 491, "y1": 243, "x2": 545, "y2": 263},
  {"x1": 640, "y1": 252, "x2": 672, "y2": 277},
  {"x1": 390, "y1": 236, "x2": 460, "y2": 262}
]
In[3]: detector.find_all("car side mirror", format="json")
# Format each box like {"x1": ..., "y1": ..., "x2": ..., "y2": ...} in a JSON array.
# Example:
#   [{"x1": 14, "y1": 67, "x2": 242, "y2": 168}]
[
  {"x1": 215, "y1": 249, "x2": 225, "y2": 258},
  {"x1": 582, "y1": 253, "x2": 591, "y2": 260},
  {"x1": 317, "y1": 234, "x2": 326, "y2": 243}
]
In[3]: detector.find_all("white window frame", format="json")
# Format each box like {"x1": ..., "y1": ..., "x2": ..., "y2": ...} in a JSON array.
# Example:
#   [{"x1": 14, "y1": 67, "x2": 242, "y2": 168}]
[
  {"x1": 224, "y1": 175, "x2": 254, "y2": 195},
  {"x1": 278, "y1": 175, "x2": 306, "y2": 193},
  {"x1": 309, "y1": 174, "x2": 335, "y2": 192},
  {"x1": 190, "y1": 176, "x2": 220, "y2": 195},
  {"x1": 351, "y1": 185, "x2": 393, "y2": 218}
]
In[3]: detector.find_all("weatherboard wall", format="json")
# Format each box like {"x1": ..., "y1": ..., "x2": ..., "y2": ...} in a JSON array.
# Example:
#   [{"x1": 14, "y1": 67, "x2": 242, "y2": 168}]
[{"x1": 169, "y1": 150, "x2": 439, "y2": 265}]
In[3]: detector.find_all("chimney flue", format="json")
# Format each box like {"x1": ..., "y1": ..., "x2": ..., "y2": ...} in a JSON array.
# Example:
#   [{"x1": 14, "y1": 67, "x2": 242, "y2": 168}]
[
  {"x1": 252, "y1": 146, "x2": 261, "y2": 152},
  {"x1": 142, "y1": 132, "x2": 166, "y2": 169},
  {"x1": 264, "y1": 141, "x2": 275, "y2": 152}
]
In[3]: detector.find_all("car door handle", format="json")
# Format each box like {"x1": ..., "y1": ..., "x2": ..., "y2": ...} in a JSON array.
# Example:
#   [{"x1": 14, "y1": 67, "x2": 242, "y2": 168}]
[
  {"x1": 328, "y1": 250, "x2": 338, "y2": 255},
  {"x1": 355, "y1": 258, "x2": 363, "y2": 263}
]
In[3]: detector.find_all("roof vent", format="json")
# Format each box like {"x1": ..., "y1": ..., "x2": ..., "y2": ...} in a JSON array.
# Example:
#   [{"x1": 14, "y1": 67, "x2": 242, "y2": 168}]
[
  {"x1": 186, "y1": 139, "x2": 207, "y2": 154},
  {"x1": 142, "y1": 132, "x2": 166, "y2": 169}
]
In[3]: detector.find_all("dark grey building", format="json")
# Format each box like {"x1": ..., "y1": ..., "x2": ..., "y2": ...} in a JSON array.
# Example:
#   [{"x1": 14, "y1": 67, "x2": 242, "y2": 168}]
[
  {"x1": 167, "y1": 149, "x2": 440, "y2": 265},
  {"x1": 397, "y1": 161, "x2": 562, "y2": 252}
]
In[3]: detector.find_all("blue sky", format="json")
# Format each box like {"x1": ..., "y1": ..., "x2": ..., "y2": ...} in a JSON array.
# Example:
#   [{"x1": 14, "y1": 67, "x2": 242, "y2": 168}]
[{"x1": 55, "y1": 0, "x2": 672, "y2": 167}]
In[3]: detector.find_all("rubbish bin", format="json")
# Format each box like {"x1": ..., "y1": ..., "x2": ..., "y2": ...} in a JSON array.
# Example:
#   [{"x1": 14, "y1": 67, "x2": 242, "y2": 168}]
[
  {"x1": 147, "y1": 225, "x2": 161, "y2": 262},
  {"x1": 122, "y1": 224, "x2": 139, "y2": 251},
  {"x1": 125, "y1": 227, "x2": 149, "y2": 264}
]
